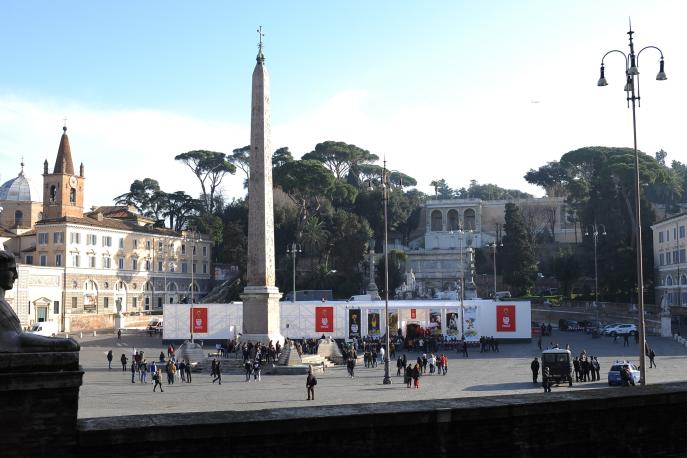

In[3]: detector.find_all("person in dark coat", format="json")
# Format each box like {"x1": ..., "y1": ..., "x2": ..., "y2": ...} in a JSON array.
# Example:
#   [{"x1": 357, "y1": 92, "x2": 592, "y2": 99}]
[
  {"x1": 120, "y1": 353, "x2": 127, "y2": 371},
  {"x1": 649, "y1": 349, "x2": 657, "y2": 368},
  {"x1": 212, "y1": 360, "x2": 222, "y2": 384},
  {"x1": 412, "y1": 363, "x2": 421, "y2": 389},
  {"x1": 396, "y1": 356, "x2": 404, "y2": 376},
  {"x1": 462, "y1": 340, "x2": 469, "y2": 358},
  {"x1": 306, "y1": 369, "x2": 317, "y2": 400},
  {"x1": 531, "y1": 357, "x2": 540, "y2": 383},
  {"x1": 573, "y1": 357, "x2": 581, "y2": 382}
]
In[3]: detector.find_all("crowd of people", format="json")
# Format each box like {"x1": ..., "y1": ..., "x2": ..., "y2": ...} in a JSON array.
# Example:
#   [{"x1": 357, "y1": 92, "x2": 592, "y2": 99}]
[{"x1": 120, "y1": 348, "x2": 193, "y2": 393}]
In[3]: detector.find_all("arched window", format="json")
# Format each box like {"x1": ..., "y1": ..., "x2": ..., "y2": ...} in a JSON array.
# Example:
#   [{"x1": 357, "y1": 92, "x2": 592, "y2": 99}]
[
  {"x1": 14, "y1": 210, "x2": 23, "y2": 227},
  {"x1": 143, "y1": 281, "x2": 153, "y2": 292},
  {"x1": 430, "y1": 210, "x2": 443, "y2": 232},
  {"x1": 682, "y1": 274, "x2": 687, "y2": 286},
  {"x1": 447, "y1": 210, "x2": 460, "y2": 231},
  {"x1": 464, "y1": 208, "x2": 476, "y2": 230},
  {"x1": 666, "y1": 275, "x2": 674, "y2": 286},
  {"x1": 69, "y1": 188, "x2": 76, "y2": 203},
  {"x1": 188, "y1": 282, "x2": 199, "y2": 292},
  {"x1": 49, "y1": 185, "x2": 57, "y2": 202}
]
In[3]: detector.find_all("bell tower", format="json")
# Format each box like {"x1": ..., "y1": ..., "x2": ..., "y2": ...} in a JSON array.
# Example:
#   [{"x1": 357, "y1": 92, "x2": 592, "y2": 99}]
[{"x1": 42, "y1": 126, "x2": 85, "y2": 219}]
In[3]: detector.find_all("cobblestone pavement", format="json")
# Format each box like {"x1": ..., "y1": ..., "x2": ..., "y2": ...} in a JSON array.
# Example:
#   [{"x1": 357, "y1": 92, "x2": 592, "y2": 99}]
[{"x1": 76, "y1": 330, "x2": 687, "y2": 418}]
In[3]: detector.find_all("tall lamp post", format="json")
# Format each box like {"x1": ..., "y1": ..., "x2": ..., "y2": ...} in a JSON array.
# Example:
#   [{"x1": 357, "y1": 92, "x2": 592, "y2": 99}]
[
  {"x1": 488, "y1": 240, "x2": 503, "y2": 300},
  {"x1": 368, "y1": 160, "x2": 397, "y2": 385},
  {"x1": 186, "y1": 229, "x2": 200, "y2": 342},
  {"x1": 450, "y1": 227, "x2": 472, "y2": 339},
  {"x1": 598, "y1": 21, "x2": 667, "y2": 385},
  {"x1": 286, "y1": 243, "x2": 301, "y2": 303},
  {"x1": 584, "y1": 223, "x2": 607, "y2": 310}
]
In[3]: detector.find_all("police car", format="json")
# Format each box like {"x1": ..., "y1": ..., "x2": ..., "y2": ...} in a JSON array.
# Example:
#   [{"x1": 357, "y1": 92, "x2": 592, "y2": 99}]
[{"x1": 607, "y1": 360, "x2": 640, "y2": 386}]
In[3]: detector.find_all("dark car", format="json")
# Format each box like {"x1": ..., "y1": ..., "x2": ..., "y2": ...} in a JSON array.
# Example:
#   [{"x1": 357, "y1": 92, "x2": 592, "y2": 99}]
[{"x1": 541, "y1": 349, "x2": 573, "y2": 387}]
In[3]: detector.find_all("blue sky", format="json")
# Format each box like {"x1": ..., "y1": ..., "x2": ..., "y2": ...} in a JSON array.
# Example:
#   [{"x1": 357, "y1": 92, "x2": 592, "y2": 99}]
[{"x1": 0, "y1": 1, "x2": 685, "y2": 208}]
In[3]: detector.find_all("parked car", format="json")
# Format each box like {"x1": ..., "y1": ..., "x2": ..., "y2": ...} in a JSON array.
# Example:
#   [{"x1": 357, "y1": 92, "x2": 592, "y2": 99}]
[
  {"x1": 608, "y1": 361, "x2": 641, "y2": 386},
  {"x1": 147, "y1": 318, "x2": 164, "y2": 334},
  {"x1": 603, "y1": 324, "x2": 637, "y2": 337}
]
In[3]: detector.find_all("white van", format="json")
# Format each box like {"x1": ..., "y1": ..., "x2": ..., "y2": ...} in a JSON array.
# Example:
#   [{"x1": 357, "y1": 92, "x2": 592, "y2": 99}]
[
  {"x1": 348, "y1": 295, "x2": 373, "y2": 301},
  {"x1": 28, "y1": 321, "x2": 59, "y2": 337},
  {"x1": 495, "y1": 291, "x2": 512, "y2": 300}
]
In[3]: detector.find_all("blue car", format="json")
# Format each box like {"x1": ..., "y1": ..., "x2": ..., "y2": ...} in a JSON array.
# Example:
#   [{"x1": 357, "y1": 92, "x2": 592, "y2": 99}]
[{"x1": 607, "y1": 361, "x2": 640, "y2": 386}]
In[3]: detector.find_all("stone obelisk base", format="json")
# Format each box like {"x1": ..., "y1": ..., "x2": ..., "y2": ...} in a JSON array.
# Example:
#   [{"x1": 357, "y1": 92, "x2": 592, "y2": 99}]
[
  {"x1": 241, "y1": 286, "x2": 284, "y2": 347},
  {"x1": 0, "y1": 351, "x2": 83, "y2": 457}
]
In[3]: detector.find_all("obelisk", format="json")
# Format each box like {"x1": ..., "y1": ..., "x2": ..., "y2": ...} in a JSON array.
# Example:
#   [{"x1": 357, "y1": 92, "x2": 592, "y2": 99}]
[{"x1": 241, "y1": 27, "x2": 284, "y2": 346}]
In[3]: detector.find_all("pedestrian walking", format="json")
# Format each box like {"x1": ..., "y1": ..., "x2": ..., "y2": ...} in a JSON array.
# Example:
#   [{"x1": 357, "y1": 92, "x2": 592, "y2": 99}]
[
  {"x1": 537, "y1": 335, "x2": 542, "y2": 350},
  {"x1": 306, "y1": 369, "x2": 317, "y2": 400},
  {"x1": 396, "y1": 356, "x2": 403, "y2": 376},
  {"x1": 543, "y1": 367, "x2": 551, "y2": 392},
  {"x1": 185, "y1": 359, "x2": 192, "y2": 383},
  {"x1": 140, "y1": 360, "x2": 148, "y2": 384},
  {"x1": 404, "y1": 364, "x2": 412, "y2": 388},
  {"x1": 120, "y1": 353, "x2": 128, "y2": 371},
  {"x1": 130, "y1": 361, "x2": 136, "y2": 384},
  {"x1": 462, "y1": 340, "x2": 469, "y2": 358},
  {"x1": 442, "y1": 354, "x2": 448, "y2": 375},
  {"x1": 152, "y1": 369, "x2": 163, "y2": 392},
  {"x1": 244, "y1": 359, "x2": 253, "y2": 381},
  {"x1": 623, "y1": 334, "x2": 629, "y2": 347},
  {"x1": 531, "y1": 357, "x2": 540, "y2": 384},
  {"x1": 253, "y1": 359, "x2": 261, "y2": 381},
  {"x1": 117, "y1": 329, "x2": 121, "y2": 341},
  {"x1": 649, "y1": 349, "x2": 657, "y2": 368},
  {"x1": 213, "y1": 360, "x2": 222, "y2": 384},
  {"x1": 107, "y1": 350, "x2": 113, "y2": 370},
  {"x1": 412, "y1": 363, "x2": 421, "y2": 389}
]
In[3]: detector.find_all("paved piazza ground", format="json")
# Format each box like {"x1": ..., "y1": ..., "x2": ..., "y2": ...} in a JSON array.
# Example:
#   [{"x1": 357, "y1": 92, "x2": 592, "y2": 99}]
[{"x1": 76, "y1": 330, "x2": 687, "y2": 419}]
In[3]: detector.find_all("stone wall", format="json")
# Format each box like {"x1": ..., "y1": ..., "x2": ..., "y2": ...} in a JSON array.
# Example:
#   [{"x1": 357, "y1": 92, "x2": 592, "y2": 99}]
[
  {"x1": 68, "y1": 313, "x2": 114, "y2": 331},
  {"x1": 76, "y1": 382, "x2": 687, "y2": 457}
]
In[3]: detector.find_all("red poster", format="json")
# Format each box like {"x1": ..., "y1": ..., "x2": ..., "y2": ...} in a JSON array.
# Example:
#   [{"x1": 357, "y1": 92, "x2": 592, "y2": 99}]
[
  {"x1": 496, "y1": 305, "x2": 516, "y2": 332},
  {"x1": 411, "y1": 309, "x2": 416, "y2": 319},
  {"x1": 315, "y1": 306, "x2": 334, "y2": 332},
  {"x1": 191, "y1": 307, "x2": 208, "y2": 333}
]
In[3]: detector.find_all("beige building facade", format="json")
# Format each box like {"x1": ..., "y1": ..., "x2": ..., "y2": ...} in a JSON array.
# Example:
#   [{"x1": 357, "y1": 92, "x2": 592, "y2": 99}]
[
  {"x1": 3, "y1": 127, "x2": 213, "y2": 331},
  {"x1": 651, "y1": 213, "x2": 687, "y2": 308}
]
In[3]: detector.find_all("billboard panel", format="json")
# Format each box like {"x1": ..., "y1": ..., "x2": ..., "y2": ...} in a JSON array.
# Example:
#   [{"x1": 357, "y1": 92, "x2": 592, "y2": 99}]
[
  {"x1": 367, "y1": 309, "x2": 381, "y2": 336},
  {"x1": 348, "y1": 309, "x2": 361, "y2": 338},
  {"x1": 496, "y1": 305, "x2": 517, "y2": 332},
  {"x1": 191, "y1": 307, "x2": 208, "y2": 333},
  {"x1": 315, "y1": 306, "x2": 334, "y2": 333}
]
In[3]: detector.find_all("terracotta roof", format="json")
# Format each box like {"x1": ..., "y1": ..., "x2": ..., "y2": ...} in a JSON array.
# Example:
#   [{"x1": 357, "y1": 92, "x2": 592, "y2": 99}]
[
  {"x1": 53, "y1": 126, "x2": 75, "y2": 175},
  {"x1": 37, "y1": 214, "x2": 179, "y2": 236},
  {"x1": 90, "y1": 206, "x2": 142, "y2": 220}
]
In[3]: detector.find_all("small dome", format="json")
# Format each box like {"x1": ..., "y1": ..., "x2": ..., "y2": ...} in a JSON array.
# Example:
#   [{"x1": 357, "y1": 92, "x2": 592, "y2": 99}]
[{"x1": 0, "y1": 171, "x2": 32, "y2": 202}]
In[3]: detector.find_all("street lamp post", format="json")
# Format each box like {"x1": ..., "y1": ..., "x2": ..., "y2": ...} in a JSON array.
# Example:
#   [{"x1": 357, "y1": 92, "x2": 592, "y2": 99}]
[
  {"x1": 598, "y1": 21, "x2": 667, "y2": 385},
  {"x1": 584, "y1": 223, "x2": 607, "y2": 309},
  {"x1": 450, "y1": 227, "x2": 472, "y2": 339},
  {"x1": 286, "y1": 243, "x2": 301, "y2": 303},
  {"x1": 368, "y1": 160, "x2": 396, "y2": 385},
  {"x1": 488, "y1": 240, "x2": 503, "y2": 300}
]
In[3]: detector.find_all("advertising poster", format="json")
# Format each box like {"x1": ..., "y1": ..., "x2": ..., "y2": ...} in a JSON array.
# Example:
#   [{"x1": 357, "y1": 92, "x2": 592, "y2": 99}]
[
  {"x1": 463, "y1": 306, "x2": 479, "y2": 342},
  {"x1": 496, "y1": 305, "x2": 517, "y2": 332},
  {"x1": 388, "y1": 311, "x2": 399, "y2": 336},
  {"x1": 348, "y1": 309, "x2": 361, "y2": 338},
  {"x1": 429, "y1": 309, "x2": 442, "y2": 335},
  {"x1": 446, "y1": 312, "x2": 460, "y2": 336},
  {"x1": 367, "y1": 309, "x2": 381, "y2": 336},
  {"x1": 191, "y1": 307, "x2": 208, "y2": 333},
  {"x1": 315, "y1": 306, "x2": 334, "y2": 332},
  {"x1": 410, "y1": 308, "x2": 417, "y2": 319}
]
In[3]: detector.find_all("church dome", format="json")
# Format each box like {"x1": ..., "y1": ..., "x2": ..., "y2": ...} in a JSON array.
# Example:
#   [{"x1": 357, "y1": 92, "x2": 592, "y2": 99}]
[{"x1": 0, "y1": 167, "x2": 32, "y2": 202}]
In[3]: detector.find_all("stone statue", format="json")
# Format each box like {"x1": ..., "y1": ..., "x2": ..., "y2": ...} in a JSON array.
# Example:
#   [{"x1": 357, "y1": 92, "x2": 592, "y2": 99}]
[{"x1": 0, "y1": 250, "x2": 79, "y2": 352}]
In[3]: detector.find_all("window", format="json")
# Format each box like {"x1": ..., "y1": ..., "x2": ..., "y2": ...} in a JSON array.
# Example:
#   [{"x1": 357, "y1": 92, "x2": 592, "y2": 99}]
[
  {"x1": 89, "y1": 256, "x2": 96, "y2": 268},
  {"x1": 681, "y1": 249, "x2": 686, "y2": 264},
  {"x1": 170, "y1": 264, "x2": 176, "y2": 273},
  {"x1": 103, "y1": 297, "x2": 109, "y2": 308},
  {"x1": 681, "y1": 226, "x2": 686, "y2": 239},
  {"x1": 146, "y1": 240, "x2": 152, "y2": 250},
  {"x1": 192, "y1": 262, "x2": 197, "y2": 274},
  {"x1": 181, "y1": 263, "x2": 188, "y2": 273},
  {"x1": 132, "y1": 258, "x2": 138, "y2": 270},
  {"x1": 71, "y1": 254, "x2": 80, "y2": 267},
  {"x1": 660, "y1": 253, "x2": 665, "y2": 266},
  {"x1": 158, "y1": 241, "x2": 163, "y2": 251},
  {"x1": 40, "y1": 255, "x2": 47, "y2": 266},
  {"x1": 71, "y1": 297, "x2": 77, "y2": 308},
  {"x1": 118, "y1": 257, "x2": 124, "y2": 269},
  {"x1": 53, "y1": 301, "x2": 60, "y2": 315},
  {"x1": 119, "y1": 238, "x2": 124, "y2": 249},
  {"x1": 674, "y1": 251, "x2": 680, "y2": 265},
  {"x1": 53, "y1": 232, "x2": 64, "y2": 244},
  {"x1": 447, "y1": 210, "x2": 460, "y2": 231},
  {"x1": 181, "y1": 244, "x2": 186, "y2": 255},
  {"x1": 157, "y1": 297, "x2": 163, "y2": 308},
  {"x1": 667, "y1": 253, "x2": 672, "y2": 265},
  {"x1": 132, "y1": 297, "x2": 137, "y2": 308},
  {"x1": 49, "y1": 185, "x2": 57, "y2": 202},
  {"x1": 25, "y1": 255, "x2": 33, "y2": 265},
  {"x1": 202, "y1": 246, "x2": 207, "y2": 257},
  {"x1": 133, "y1": 239, "x2": 139, "y2": 249},
  {"x1": 667, "y1": 230, "x2": 671, "y2": 241},
  {"x1": 667, "y1": 276, "x2": 674, "y2": 286},
  {"x1": 70, "y1": 233, "x2": 81, "y2": 244},
  {"x1": 144, "y1": 282, "x2": 152, "y2": 292},
  {"x1": 14, "y1": 210, "x2": 23, "y2": 227},
  {"x1": 158, "y1": 261, "x2": 163, "y2": 271},
  {"x1": 203, "y1": 263, "x2": 207, "y2": 274},
  {"x1": 102, "y1": 236, "x2": 112, "y2": 247},
  {"x1": 192, "y1": 245, "x2": 196, "y2": 256},
  {"x1": 38, "y1": 233, "x2": 49, "y2": 245},
  {"x1": 660, "y1": 232, "x2": 664, "y2": 243},
  {"x1": 145, "y1": 259, "x2": 151, "y2": 271},
  {"x1": 55, "y1": 254, "x2": 62, "y2": 267},
  {"x1": 430, "y1": 210, "x2": 442, "y2": 232},
  {"x1": 69, "y1": 188, "x2": 76, "y2": 203},
  {"x1": 464, "y1": 208, "x2": 476, "y2": 230},
  {"x1": 103, "y1": 257, "x2": 111, "y2": 269},
  {"x1": 87, "y1": 234, "x2": 97, "y2": 245}
]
